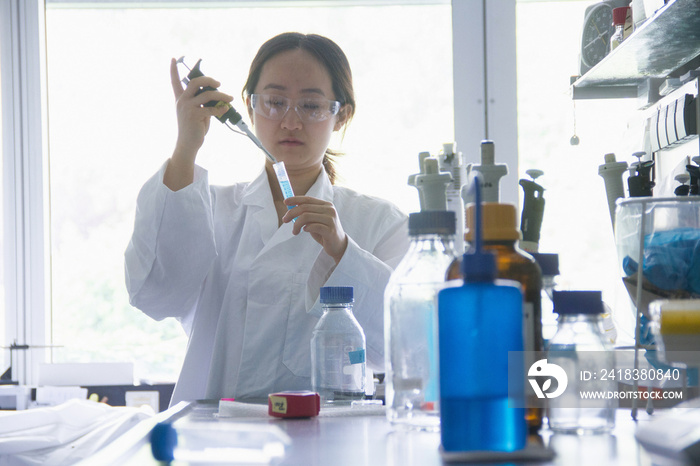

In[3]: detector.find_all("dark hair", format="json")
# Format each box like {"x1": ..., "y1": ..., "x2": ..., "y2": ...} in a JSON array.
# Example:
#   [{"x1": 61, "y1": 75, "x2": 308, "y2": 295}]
[{"x1": 243, "y1": 32, "x2": 355, "y2": 185}]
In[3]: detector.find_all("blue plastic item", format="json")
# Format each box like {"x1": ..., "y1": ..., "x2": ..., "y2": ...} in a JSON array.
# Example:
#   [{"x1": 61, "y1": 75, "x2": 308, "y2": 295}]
[
  {"x1": 151, "y1": 422, "x2": 177, "y2": 462},
  {"x1": 150, "y1": 418, "x2": 290, "y2": 463},
  {"x1": 622, "y1": 228, "x2": 700, "y2": 295},
  {"x1": 437, "y1": 173, "x2": 527, "y2": 452}
]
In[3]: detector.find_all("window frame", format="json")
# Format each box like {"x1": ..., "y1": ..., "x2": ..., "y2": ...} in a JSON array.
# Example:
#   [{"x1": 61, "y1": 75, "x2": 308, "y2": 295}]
[
  {"x1": 1, "y1": 0, "x2": 516, "y2": 383},
  {"x1": 1, "y1": 0, "x2": 50, "y2": 386}
]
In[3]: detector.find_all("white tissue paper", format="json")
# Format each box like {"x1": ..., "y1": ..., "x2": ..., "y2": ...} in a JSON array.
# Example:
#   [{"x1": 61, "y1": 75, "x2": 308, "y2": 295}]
[{"x1": 0, "y1": 398, "x2": 153, "y2": 466}]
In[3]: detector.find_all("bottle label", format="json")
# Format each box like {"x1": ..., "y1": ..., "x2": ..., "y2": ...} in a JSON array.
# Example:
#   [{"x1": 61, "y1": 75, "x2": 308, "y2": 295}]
[
  {"x1": 344, "y1": 349, "x2": 366, "y2": 393},
  {"x1": 348, "y1": 349, "x2": 365, "y2": 364},
  {"x1": 269, "y1": 395, "x2": 288, "y2": 414}
]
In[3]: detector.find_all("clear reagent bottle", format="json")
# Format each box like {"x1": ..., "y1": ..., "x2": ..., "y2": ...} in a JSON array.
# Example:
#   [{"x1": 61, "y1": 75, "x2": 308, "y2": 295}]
[
  {"x1": 547, "y1": 290, "x2": 617, "y2": 434},
  {"x1": 311, "y1": 286, "x2": 366, "y2": 405},
  {"x1": 384, "y1": 210, "x2": 457, "y2": 431}
]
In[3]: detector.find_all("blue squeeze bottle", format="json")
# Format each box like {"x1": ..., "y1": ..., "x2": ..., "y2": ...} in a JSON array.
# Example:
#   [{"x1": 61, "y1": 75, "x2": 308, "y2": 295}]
[{"x1": 438, "y1": 175, "x2": 527, "y2": 453}]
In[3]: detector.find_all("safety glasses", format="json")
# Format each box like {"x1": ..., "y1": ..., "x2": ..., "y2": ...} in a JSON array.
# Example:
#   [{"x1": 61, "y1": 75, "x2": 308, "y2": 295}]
[{"x1": 250, "y1": 93, "x2": 341, "y2": 123}]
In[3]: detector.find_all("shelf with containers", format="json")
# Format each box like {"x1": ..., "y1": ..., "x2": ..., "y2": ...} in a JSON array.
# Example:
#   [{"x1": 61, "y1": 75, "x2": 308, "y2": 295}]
[
  {"x1": 572, "y1": 0, "x2": 700, "y2": 103},
  {"x1": 571, "y1": 0, "x2": 699, "y2": 181},
  {"x1": 571, "y1": 0, "x2": 700, "y2": 418}
]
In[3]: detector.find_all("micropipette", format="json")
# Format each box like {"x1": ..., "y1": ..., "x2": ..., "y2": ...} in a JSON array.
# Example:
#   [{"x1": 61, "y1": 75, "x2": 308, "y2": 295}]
[
  {"x1": 598, "y1": 153, "x2": 628, "y2": 229},
  {"x1": 415, "y1": 157, "x2": 452, "y2": 211},
  {"x1": 627, "y1": 151, "x2": 655, "y2": 197},
  {"x1": 467, "y1": 140, "x2": 508, "y2": 203},
  {"x1": 407, "y1": 151, "x2": 432, "y2": 209},
  {"x1": 177, "y1": 57, "x2": 296, "y2": 214},
  {"x1": 519, "y1": 169, "x2": 545, "y2": 253},
  {"x1": 438, "y1": 143, "x2": 466, "y2": 254}
]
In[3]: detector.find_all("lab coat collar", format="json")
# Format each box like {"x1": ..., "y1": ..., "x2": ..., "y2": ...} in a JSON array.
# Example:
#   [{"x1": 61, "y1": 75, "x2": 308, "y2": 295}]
[
  {"x1": 242, "y1": 167, "x2": 333, "y2": 256},
  {"x1": 305, "y1": 167, "x2": 334, "y2": 202},
  {"x1": 242, "y1": 168, "x2": 274, "y2": 208}
]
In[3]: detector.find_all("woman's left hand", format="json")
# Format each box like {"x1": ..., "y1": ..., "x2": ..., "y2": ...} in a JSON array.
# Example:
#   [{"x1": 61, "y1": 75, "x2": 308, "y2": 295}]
[{"x1": 283, "y1": 196, "x2": 348, "y2": 264}]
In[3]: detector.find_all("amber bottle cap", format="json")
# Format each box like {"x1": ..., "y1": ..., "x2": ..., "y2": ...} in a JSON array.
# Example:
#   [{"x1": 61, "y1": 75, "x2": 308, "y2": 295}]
[{"x1": 464, "y1": 202, "x2": 522, "y2": 241}]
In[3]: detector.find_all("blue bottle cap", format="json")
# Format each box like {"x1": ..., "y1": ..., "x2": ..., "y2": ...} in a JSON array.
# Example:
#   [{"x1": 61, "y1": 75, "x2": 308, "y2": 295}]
[
  {"x1": 461, "y1": 249, "x2": 497, "y2": 282},
  {"x1": 151, "y1": 422, "x2": 177, "y2": 462},
  {"x1": 553, "y1": 290, "x2": 603, "y2": 315},
  {"x1": 408, "y1": 211, "x2": 456, "y2": 236},
  {"x1": 320, "y1": 286, "x2": 354, "y2": 304}
]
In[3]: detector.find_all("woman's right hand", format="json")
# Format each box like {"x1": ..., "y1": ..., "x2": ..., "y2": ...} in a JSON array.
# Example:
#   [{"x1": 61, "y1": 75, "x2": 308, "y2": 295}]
[
  {"x1": 165, "y1": 58, "x2": 233, "y2": 190},
  {"x1": 170, "y1": 58, "x2": 233, "y2": 161}
]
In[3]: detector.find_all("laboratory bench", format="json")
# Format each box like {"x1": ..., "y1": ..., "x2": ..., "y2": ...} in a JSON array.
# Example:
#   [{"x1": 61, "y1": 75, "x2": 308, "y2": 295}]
[{"x1": 79, "y1": 400, "x2": 660, "y2": 466}]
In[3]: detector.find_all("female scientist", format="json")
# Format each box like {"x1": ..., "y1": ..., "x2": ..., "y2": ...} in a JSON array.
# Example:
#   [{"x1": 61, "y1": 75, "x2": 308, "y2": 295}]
[{"x1": 124, "y1": 33, "x2": 409, "y2": 405}]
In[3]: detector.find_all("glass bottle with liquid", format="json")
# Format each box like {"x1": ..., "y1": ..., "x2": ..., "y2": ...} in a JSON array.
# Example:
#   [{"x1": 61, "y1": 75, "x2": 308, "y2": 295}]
[
  {"x1": 448, "y1": 202, "x2": 544, "y2": 432},
  {"x1": 311, "y1": 286, "x2": 366, "y2": 404},
  {"x1": 547, "y1": 290, "x2": 617, "y2": 434},
  {"x1": 384, "y1": 210, "x2": 457, "y2": 431}
]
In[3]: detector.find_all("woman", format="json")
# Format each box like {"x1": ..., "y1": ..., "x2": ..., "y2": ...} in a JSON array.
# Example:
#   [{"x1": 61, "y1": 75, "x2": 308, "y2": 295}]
[{"x1": 125, "y1": 33, "x2": 409, "y2": 405}]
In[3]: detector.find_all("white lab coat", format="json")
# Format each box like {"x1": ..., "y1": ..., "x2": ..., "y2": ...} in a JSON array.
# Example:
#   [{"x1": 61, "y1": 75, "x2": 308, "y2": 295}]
[{"x1": 124, "y1": 162, "x2": 409, "y2": 405}]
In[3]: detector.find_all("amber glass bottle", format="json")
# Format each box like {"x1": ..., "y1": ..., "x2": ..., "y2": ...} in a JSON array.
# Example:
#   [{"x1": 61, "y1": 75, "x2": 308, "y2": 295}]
[{"x1": 447, "y1": 203, "x2": 544, "y2": 432}]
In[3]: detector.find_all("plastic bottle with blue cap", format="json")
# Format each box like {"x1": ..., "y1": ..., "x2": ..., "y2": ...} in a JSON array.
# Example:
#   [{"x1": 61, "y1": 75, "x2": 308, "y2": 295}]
[
  {"x1": 437, "y1": 174, "x2": 527, "y2": 453},
  {"x1": 311, "y1": 286, "x2": 366, "y2": 405}
]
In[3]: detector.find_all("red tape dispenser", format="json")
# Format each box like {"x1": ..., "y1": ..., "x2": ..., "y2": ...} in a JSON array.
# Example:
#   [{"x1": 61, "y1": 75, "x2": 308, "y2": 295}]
[{"x1": 268, "y1": 391, "x2": 320, "y2": 418}]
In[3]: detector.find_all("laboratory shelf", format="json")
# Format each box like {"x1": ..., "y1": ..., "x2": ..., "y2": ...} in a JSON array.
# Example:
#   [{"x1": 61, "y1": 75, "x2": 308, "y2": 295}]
[{"x1": 572, "y1": 0, "x2": 700, "y2": 100}]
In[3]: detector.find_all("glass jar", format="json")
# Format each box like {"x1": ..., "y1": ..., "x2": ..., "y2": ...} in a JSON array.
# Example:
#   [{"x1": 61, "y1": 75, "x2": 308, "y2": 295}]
[
  {"x1": 311, "y1": 286, "x2": 366, "y2": 405},
  {"x1": 547, "y1": 290, "x2": 617, "y2": 434}
]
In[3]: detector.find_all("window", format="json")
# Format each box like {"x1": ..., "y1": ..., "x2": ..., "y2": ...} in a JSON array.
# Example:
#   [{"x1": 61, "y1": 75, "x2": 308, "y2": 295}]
[
  {"x1": 7, "y1": 0, "x2": 650, "y2": 387},
  {"x1": 44, "y1": 3, "x2": 453, "y2": 382},
  {"x1": 0, "y1": 29, "x2": 5, "y2": 375},
  {"x1": 516, "y1": 0, "x2": 639, "y2": 342}
]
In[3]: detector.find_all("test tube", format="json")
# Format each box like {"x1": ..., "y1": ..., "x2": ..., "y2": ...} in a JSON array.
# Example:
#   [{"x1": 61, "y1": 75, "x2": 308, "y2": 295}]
[{"x1": 273, "y1": 161, "x2": 296, "y2": 221}]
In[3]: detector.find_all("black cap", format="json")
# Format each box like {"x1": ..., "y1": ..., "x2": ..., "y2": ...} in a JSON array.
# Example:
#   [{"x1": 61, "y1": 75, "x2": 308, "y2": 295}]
[
  {"x1": 553, "y1": 290, "x2": 603, "y2": 315},
  {"x1": 408, "y1": 211, "x2": 456, "y2": 236},
  {"x1": 531, "y1": 253, "x2": 559, "y2": 277}
]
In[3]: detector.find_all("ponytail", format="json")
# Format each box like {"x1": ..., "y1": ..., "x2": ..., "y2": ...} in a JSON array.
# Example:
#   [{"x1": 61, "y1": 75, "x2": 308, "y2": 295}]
[{"x1": 323, "y1": 150, "x2": 340, "y2": 185}]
